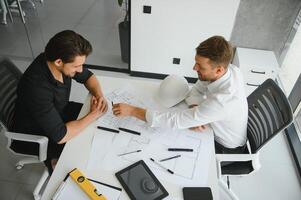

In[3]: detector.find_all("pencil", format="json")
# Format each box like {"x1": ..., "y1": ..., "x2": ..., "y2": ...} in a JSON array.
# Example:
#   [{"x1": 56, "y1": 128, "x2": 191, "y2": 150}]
[{"x1": 160, "y1": 155, "x2": 181, "y2": 162}]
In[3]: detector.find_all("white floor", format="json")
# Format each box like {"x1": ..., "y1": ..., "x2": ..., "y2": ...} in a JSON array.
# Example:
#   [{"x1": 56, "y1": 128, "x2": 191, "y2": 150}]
[{"x1": 0, "y1": 61, "x2": 301, "y2": 199}]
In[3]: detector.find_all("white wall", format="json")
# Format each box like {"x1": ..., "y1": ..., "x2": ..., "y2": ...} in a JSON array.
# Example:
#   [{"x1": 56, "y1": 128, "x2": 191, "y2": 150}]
[
  {"x1": 131, "y1": 0, "x2": 240, "y2": 77},
  {"x1": 279, "y1": 26, "x2": 301, "y2": 95}
]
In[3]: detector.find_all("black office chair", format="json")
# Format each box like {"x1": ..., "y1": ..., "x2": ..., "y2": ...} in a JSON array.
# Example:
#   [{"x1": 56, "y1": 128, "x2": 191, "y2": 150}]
[
  {"x1": 0, "y1": 58, "x2": 49, "y2": 200},
  {"x1": 216, "y1": 79, "x2": 293, "y2": 199}
]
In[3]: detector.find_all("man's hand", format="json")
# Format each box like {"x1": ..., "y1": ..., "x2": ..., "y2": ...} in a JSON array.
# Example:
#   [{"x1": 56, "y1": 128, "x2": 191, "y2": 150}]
[
  {"x1": 189, "y1": 125, "x2": 207, "y2": 132},
  {"x1": 59, "y1": 96, "x2": 108, "y2": 144},
  {"x1": 90, "y1": 96, "x2": 106, "y2": 119},
  {"x1": 95, "y1": 96, "x2": 108, "y2": 113},
  {"x1": 112, "y1": 103, "x2": 135, "y2": 117}
]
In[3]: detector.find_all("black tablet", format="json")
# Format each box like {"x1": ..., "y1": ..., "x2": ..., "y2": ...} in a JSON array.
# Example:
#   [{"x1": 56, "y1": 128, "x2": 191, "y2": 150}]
[{"x1": 115, "y1": 160, "x2": 169, "y2": 200}]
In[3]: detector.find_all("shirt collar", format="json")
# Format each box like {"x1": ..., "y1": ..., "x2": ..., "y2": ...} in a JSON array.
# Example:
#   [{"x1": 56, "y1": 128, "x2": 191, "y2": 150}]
[
  {"x1": 42, "y1": 53, "x2": 68, "y2": 87},
  {"x1": 207, "y1": 66, "x2": 231, "y2": 93}
]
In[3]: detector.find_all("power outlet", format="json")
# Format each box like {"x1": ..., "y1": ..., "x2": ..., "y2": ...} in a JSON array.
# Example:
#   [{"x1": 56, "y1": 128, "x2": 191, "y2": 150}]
[
  {"x1": 143, "y1": 6, "x2": 152, "y2": 14},
  {"x1": 173, "y1": 58, "x2": 180, "y2": 65}
]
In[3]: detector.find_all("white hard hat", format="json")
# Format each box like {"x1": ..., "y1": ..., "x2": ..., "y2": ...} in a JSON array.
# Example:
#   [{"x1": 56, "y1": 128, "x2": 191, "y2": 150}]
[{"x1": 156, "y1": 74, "x2": 189, "y2": 108}]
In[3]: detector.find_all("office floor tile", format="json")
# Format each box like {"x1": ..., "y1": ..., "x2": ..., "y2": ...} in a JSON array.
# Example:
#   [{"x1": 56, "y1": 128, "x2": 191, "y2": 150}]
[
  {"x1": 11, "y1": 59, "x2": 32, "y2": 73},
  {"x1": 0, "y1": 0, "x2": 126, "y2": 69},
  {"x1": 0, "y1": 146, "x2": 32, "y2": 183},
  {"x1": 0, "y1": 129, "x2": 8, "y2": 148},
  {"x1": 259, "y1": 133, "x2": 297, "y2": 166},
  {"x1": 15, "y1": 183, "x2": 36, "y2": 200},
  {"x1": 78, "y1": 0, "x2": 121, "y2": 28},
  {"x1": 230, "y1": 162, "x2": 301, "y2": 200},
  {"x1": 0, "y1": 180, "x2": 23, "y2": 200},
  {"x1": 0, "y1": 22, "x2": 33, "y2": 58},
  {"x1": 0, "y1": 138, "x2": 45, "y2": 199}
]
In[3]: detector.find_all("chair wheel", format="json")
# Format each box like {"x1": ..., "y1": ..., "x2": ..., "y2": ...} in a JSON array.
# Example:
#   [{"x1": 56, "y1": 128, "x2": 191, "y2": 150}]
[{"x1": 16, "y1": 164, "x2": 23, "y2": 170}]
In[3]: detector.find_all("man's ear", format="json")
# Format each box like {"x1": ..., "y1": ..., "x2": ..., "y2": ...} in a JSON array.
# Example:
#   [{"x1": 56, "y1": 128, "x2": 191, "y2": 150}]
[
  {"x1": 54, "y1": 59, "x2": 63, "y2": 67},
  {"x1": 215, "y1": 65, "x2": 225, "y2": 75}
]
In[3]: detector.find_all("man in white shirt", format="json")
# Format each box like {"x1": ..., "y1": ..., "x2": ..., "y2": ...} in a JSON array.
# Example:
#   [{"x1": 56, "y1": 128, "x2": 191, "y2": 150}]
[{"x1": 112, "y1": 36, "x2": 248, "y2": 153}]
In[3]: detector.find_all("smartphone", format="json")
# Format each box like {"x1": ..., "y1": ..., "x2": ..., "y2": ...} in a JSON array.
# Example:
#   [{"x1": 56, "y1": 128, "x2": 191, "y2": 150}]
[{"x1": 183, "y1": 187, "x2": 213, "y2": 200}]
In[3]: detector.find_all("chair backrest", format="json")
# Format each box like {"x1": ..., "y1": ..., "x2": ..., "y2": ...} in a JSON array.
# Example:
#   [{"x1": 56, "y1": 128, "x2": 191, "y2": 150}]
[
  {"x1": 247, "y1": 79, "x2": 293, "y2": 153},
  {"x1": 0, "y1": 58, "x2": 22, "y2": 131}
]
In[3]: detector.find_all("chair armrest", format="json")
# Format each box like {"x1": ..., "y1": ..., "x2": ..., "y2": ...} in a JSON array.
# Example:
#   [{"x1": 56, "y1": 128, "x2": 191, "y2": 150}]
[
  {"x1": 5, "y1": 131, "x2": 48, "y2": 143},
  {"x1": 216, "y1": 153, "x2": 261, "y2": 178},
  {"x1": 5, "y1": 131, "x2": 48, "y2": 162}
]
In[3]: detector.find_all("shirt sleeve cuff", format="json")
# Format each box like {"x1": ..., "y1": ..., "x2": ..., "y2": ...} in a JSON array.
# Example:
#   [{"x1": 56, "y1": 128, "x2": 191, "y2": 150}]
[{"x1": 145, "y1": 110, "x2": 155, "y2": 127}]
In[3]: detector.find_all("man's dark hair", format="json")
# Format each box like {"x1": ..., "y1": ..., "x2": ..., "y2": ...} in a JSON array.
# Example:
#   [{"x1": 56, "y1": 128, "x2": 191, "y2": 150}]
[
  {"x1": 45, "y1": 30, "x2": 92, "y2": 63},
  {"x1": 196, "y1": 36, "x2": 233, "y2": 68}
]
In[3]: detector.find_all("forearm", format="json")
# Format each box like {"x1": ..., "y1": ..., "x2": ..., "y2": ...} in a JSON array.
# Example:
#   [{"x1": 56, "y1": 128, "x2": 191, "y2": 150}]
[
  {"x1": 58, "y1": 111, "x2": 98, "y2": 144},
  {"x1": 131, "y1": 107, "x2": 147, "y2": 122},
  {"x1": 146, "y1": 108, "x2": 208, "y2": 129},
  {"x1": 84, "y1": 75, "x2": 104, "y2": 97}
]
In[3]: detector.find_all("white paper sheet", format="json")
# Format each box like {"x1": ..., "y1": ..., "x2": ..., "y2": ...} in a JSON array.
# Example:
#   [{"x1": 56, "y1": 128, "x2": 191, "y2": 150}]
[
  {"x1": 87, "y1": 87, "x2": 214, "y2": 187},
  {"x1": 97, "y1": 88, "x2": 148, "y2": 129}
]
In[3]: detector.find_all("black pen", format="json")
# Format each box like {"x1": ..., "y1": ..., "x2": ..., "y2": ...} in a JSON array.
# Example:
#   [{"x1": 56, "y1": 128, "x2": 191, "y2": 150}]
[
  {"x1": 150, "y1": 158, "x2": 174, "y2": 174},
  {"x1": 119, "y1": 127, "x2": 141, "y2": 135},
  {"x1": 160, "y1": 155, "x2": 181, "y2": 162},
  {"x1": 97, "y1": 126, "x2": 120, "y2": 133},
  {"x1": 111, "y1": 101, "x2": 114, "y2": 106},
  {"x1": 118, "y1": 150, "x2": 142, "y2": 156},
  {"x1": 168, "y1": 148, "x2": 193, "y2": 152}
]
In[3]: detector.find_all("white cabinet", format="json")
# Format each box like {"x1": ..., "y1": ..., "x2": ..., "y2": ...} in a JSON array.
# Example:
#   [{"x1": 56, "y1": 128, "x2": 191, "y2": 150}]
[
  {"x1": 130, "y1": 0, "x2": 240, "y2": 78},
  {"x1": 233, "y1": 47, "x2": 280, "y2": 96}
]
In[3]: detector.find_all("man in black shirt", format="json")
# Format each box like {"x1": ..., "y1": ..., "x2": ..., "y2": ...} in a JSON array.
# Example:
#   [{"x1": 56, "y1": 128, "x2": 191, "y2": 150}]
[{"x1": 12, "y1": 30, "x2": 108, "y2": 173}]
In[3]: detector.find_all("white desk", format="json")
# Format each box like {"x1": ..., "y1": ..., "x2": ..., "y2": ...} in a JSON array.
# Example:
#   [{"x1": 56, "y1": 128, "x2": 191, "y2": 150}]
[{"x1": 41, "y1": 76, "x2": 219, "y2": 200}]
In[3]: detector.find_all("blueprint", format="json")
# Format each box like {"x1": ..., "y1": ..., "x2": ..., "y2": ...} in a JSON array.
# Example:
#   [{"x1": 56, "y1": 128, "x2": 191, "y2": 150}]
[
  {"x1": 96, "y1": 87, "x2": 161, "y2": 135},
  {"x1": 87, "y1": 87, "x2": 214, "y2": 186}
]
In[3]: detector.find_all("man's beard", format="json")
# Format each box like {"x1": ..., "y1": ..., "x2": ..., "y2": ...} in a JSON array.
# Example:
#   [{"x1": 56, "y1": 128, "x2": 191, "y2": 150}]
[
  {"x1": 198, "y1": 74, "x2": 208, "y2": 81},
  {"x1": 65, "y1": 72, "x2": 76, "y2": 78}
]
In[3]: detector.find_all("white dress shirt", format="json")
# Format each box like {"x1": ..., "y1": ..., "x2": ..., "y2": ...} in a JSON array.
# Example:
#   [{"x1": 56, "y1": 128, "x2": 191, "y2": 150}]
[{"x1": 145, "y1": 64, "x2": 248, "y2": 148}]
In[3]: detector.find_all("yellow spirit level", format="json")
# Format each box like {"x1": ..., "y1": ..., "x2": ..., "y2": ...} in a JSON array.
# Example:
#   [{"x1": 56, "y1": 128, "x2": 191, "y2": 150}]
[{"x1": 69, "y1": 168, "x2": 106, "y2": 200}]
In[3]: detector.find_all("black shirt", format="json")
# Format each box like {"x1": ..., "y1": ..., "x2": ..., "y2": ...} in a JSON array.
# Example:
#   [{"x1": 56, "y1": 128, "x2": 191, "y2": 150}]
[{"x1": 13, "y1": 53, "x2": 93, "y2": 143}]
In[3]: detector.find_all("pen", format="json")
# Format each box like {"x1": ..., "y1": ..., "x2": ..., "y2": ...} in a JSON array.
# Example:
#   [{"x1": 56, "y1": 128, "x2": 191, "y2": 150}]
[
  {"x1": 119, "y1": 127, "x2": 141, "y2": 135},
  {"x1": 117, "y1": 150, "x2": 142, "y2": 156},
  {"x1": 160, "y1": 155, "x2": 181, "y2": 162},
  {"x1": 168, "y1": 148, "x2": 193, "y2": 152},
  {"x1": 150, "y1": 158, "x2": 174, "y2": 174},
  {"x1": 52, "y1": 179, "x2": 66, "y2": 199},
  {"x1": 52, "y1": 174, "x2": 69, "y2": 199},
  {"x1": 111, "y1": 101, "x2": 114, "y2": 106},
  {"x1": 88, "y1": 178, "x2": 122, "y2": 191},
  {"x1": 97, "y1": 126, "x2": 120, "y2": 133}
]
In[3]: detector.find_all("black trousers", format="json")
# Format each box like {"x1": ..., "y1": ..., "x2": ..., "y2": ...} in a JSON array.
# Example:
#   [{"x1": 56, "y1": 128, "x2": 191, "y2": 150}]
[
  {"x1": 11, "y1": 101, "x2": 82, "y2": 174},
  {"x1": 215, "y1": 141, "x2": 247, "y2": 167},
  {"x1": 214, "y1": 141, "x2": 246, "y2": 154},
  {"x1": 44, "y1": 101, "x2": 83, "y2": 174},
  {"x1": 46, "y1": 101, "x2": 83, "y2": 160}
]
